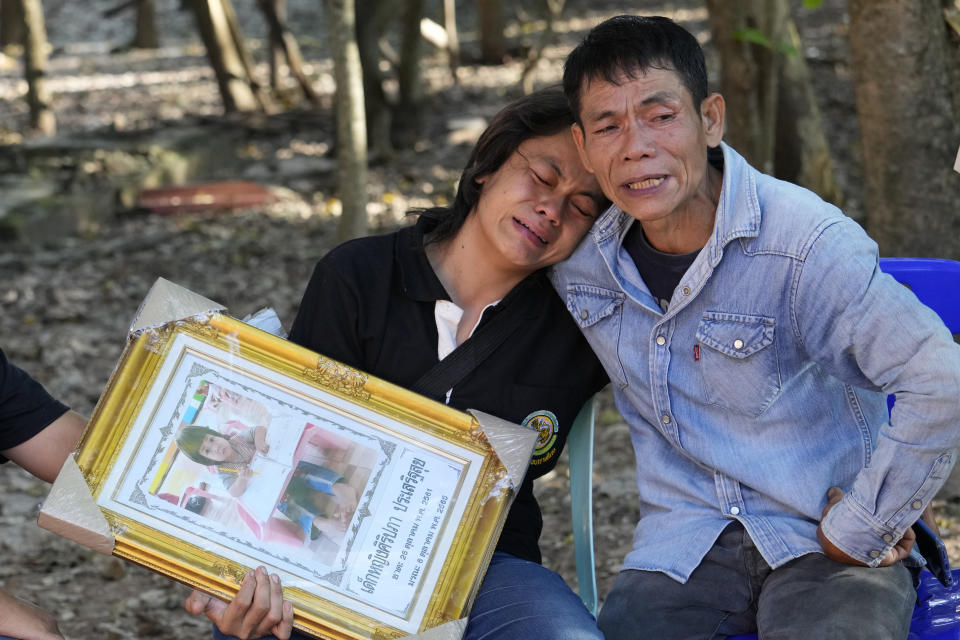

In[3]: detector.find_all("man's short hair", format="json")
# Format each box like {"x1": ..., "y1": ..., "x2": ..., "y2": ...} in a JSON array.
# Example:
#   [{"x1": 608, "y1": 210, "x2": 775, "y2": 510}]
[{"x1": 563, "y1": 15, "x2": 709, "y2": 121}]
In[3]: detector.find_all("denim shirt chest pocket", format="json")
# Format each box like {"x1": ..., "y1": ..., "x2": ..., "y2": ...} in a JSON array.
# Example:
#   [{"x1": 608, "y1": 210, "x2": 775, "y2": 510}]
[
  {"x1": 695, "y1": 311, "x2": 782, "y2": 417},
  {"x1": 566, "y1": 284, "x2": 628, "y2": 389}
]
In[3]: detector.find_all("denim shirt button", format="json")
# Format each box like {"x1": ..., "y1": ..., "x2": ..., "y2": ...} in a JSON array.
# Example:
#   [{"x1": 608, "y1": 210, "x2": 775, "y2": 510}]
[
  {"x1": 912, "y1": 500, "x2": 923, "y2": 510},
  {"x1": 733, "y1": 339, "x2": 744, "y2": 350},
  {"x1": 681, "y1": 286, "x2": 691, "y2": 296},
  {"x1": 656, "y1": 336, "x2": 666, "y2": 346},
  {"x1": 869, "y1": 550, "x2": 881, "y2": 559},
  {"x1": 661, "y1": 414, "x2": 671, "y2": 425},
  {"x1": 581, "y1": 309, "x2": 589, "y2": 320},
  {"x1": 882, "y1": 533, "x2": 894, "y2": 543},
  {"x1": 729, "y1": 506, "x2": 740, "y2": 516}
]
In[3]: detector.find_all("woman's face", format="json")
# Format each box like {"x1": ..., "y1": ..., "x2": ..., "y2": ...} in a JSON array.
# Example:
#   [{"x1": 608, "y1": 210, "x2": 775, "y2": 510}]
[
  {"x1": 468, "y1": 129, "x2": 605, "y2": 275},
  {"x1": 199, "y1": 434, "x2": 235, "y2": 463}
]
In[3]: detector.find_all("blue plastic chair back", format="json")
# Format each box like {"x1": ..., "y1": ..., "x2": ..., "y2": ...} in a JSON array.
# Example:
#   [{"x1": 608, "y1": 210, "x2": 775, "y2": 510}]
[
  {"x1": 878, "y1": 258, "x2": 960, "y2": 333},
  {"x1": 880, "y1": 259, "x2": 960, "y2": 412},
  {"x1": 568, "y1": 397, "x2": 598, "y2": 616},
  {"x1": 570, "y1": 258, "x2": 960, "y2": 637}
]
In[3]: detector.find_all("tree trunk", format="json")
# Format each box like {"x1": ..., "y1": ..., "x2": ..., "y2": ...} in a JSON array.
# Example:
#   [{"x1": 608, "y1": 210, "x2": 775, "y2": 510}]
[
  {"x1": 849, "y1": 0, "x2": 960, "y2": 258},
  {"x1": 520, "y1": 0, "x2": 564, "y2": 95},
  {"x1": 132, "y1": 0, "x2": 159, "y2": 48},
  {"x1": 323, "y1": 0, "x2": 369, "y2": 242},
  {"x1": 189, "y1": 0, "x2": 261, "y2": 113},
  {"x1": 774, "y1": 19, "x2": 841, "y2": 205},
  {"x1": 443, "y1": 0, "x2": 459, "y2": 81},
  {"x1": 1, "y1": 0, "x2": 24, "y2": 52},
  {"x1": 265, "y1": 0, "x2": 284, "y2": 90},
  {"x1": 355, "y1": 0, "x2": 393, "y2": 158},
  {"x1": 392, "y1": 0, "x2": 425, "y2": 148},
  {"x1": 257, "y1": 0, "x2": 321, "y2": 105},
  {"x1": 706, "y1": 0, "x2": 840, "y2": 203},
  {"x1": 18, "y1": 0, "x2": 54, "y2": 135},
  {"x1": 706, "y1": 0, "x2": 769, "y2": 170},
  {"x1": 477, "y1": 0, "x2": 506, "y2": 63},
  {"x1": 221, "y1": 0, "x2": 270, "y2": 110}
]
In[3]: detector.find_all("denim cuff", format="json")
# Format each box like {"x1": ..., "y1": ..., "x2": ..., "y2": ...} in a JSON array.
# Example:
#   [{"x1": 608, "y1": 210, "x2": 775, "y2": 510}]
[{"x1": 820, "y1": 496, "x2": 901, "y2": 567}]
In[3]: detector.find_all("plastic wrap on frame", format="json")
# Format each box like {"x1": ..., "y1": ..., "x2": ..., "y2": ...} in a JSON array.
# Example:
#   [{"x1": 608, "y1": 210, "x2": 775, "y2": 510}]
[
  {"x1": 467, "y1": 409, "x2": 538, "y2": 501},
  {"x1": 37, "y1": 454, "x2": 115, "y2": 554},
  {"x1": 129, "y1": 277, "x2": 226, "y2": 336},
  {"x1": 401, "y1": 617, "x2": 468, "y2": 640}
]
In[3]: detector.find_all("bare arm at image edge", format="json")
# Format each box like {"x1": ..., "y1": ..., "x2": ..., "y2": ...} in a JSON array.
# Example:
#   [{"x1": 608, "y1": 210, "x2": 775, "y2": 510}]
[
  {"x1": 2, "y1": 410, "x2": 86, "y2": 483},
  {"x1": 0, "y1": 574, "x2": 65, "y2": 640}
]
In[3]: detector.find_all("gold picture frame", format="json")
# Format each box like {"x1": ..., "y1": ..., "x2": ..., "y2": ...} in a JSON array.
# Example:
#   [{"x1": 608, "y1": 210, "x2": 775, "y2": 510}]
[{"x1": 66, "y1": 312, "x2": 513, "y2": 639}]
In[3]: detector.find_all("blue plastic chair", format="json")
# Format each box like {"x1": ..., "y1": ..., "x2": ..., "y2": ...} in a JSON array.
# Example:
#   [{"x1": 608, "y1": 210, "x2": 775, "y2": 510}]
[
  {"x1": 880, "y1": 258, "x2": 960, "y2": 414},
  {"x1": 878, "y1": 258, "x2": 960, "y2": 333},
  {"x1": 568, "y1": 257, "x2": 960, "y2": 636}
]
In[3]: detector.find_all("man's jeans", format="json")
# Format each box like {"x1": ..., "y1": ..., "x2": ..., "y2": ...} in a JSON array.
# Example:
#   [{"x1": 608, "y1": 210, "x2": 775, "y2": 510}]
[
  {"x1": 212, "y1": 551, "x2": 602, "y2": 640},
  {"x1": 598, "y1": 522, "x2": 916, "y2": 640}
]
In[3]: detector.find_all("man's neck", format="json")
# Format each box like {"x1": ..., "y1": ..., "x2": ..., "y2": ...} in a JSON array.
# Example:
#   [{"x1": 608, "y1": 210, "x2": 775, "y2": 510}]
[{"x1": 641, "y1": 163, "x2": 723, "y2": 255}]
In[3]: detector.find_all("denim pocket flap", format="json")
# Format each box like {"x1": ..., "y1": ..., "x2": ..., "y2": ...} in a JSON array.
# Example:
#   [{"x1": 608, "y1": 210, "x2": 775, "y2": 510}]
[
  {"x1": 696, "y1": 312, "x2": 775, "y2": 359},
  {"x1": 566, "y1": 284, "x2": 624, "y2": 328}
]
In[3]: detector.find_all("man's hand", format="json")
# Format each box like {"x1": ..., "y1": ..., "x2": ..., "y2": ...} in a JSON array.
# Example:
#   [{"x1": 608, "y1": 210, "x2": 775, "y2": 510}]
[
  {"x1": 184, "y1": 566, "x2": 293, "y2": 640},
  {"x1": 0, "y1": 587, "x2": 64, "y2": 640},
  {"x1": 816, "y1": 486, "x2": 916, "y2": 567}
]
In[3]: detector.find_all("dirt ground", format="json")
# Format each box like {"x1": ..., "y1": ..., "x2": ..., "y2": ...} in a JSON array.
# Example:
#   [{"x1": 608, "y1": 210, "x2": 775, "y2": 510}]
[{"x1": 2, "y1": 1, "x2": 959, "y2": 638}]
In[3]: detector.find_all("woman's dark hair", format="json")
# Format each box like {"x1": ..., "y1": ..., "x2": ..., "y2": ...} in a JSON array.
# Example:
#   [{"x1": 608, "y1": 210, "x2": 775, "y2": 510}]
[
  {"x1": 175, "y1": 425, "x2": 222, "y2": 466},
  {"x1": 563, "y1": 15, "x2": 708, "y2": 122},
  {"x1": 420, "y1": 86, "x2": 579, "y2": 243}
]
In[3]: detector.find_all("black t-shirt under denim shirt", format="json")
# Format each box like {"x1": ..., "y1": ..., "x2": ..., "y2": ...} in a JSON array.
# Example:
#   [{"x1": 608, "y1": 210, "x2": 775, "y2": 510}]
[
  {"x1": 0, "y1": 347, "x2": 70, "y2": 463},
  {"x1": 624, "y1": 224, "x2": 699, "y2": 312},
  {"x1": 624, "y1": 147, "x2": 724, "y2": 311},
  {"x1": 288, "y1": 216, "x2": 608, "y2": 563}
]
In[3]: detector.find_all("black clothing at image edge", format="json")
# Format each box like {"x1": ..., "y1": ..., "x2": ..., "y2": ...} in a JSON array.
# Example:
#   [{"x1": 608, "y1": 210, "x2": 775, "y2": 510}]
[{"x1": 0, "y1": 347, "x2": 70, "y2": 463}]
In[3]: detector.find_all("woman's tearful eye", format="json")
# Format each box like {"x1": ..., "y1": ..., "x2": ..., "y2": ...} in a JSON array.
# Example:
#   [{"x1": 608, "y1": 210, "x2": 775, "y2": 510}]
[{"x1": 572, "y1": 198, "x2": 597, "y2": 219}]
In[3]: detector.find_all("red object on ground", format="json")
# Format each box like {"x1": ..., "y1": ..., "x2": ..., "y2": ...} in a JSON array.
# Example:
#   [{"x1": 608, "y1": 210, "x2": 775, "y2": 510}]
[{"x1": 136, "y1": 181, "x2": 275, "y2": 214}]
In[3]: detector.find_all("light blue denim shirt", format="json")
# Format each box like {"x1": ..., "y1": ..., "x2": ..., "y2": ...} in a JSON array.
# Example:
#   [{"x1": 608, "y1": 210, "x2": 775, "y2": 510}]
[{"x1": 550, "y1": 142, "x2": 960, "y2": 582}]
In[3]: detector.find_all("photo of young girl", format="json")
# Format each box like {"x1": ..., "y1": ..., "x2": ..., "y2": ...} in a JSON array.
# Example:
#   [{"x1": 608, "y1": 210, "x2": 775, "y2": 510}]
[{"x1": 151, "y1": 378, "x2": 377, "y2": 567}]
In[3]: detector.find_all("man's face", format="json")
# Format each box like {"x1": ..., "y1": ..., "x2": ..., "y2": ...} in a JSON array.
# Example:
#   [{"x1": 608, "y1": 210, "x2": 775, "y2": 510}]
[{"x1": 572, "y1": 67, "x2": 723, "y2": 230}]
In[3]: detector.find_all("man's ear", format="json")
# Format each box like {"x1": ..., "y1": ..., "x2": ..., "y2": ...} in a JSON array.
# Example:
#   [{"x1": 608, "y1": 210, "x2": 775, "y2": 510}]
[
  {"x1": 571, "y1": 123, "x2": 595, "y2": 174},
  {"x1": 701, "y1": 93, "x2": 725, "y2": 147}
]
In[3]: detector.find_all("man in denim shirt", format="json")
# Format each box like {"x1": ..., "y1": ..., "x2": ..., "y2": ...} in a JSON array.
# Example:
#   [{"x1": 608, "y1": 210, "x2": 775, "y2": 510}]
[{"x1": 551, "y1": 15, "x2": 960, "y2": 639}]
